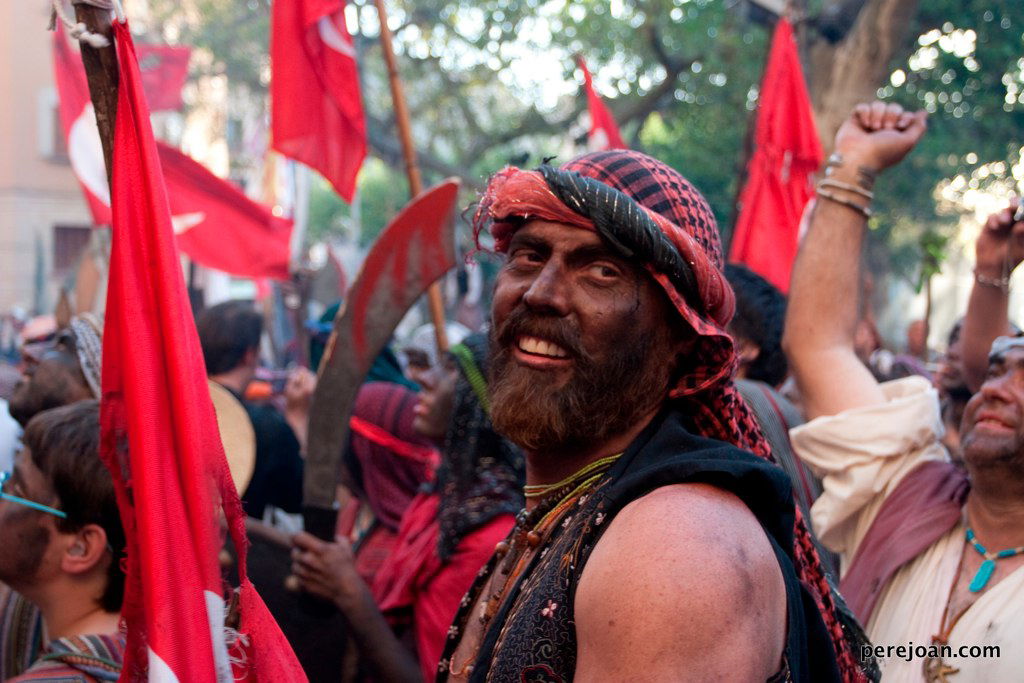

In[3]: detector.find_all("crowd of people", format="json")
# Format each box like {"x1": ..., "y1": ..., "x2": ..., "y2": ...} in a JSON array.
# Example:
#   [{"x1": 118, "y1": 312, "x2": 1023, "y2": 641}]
[{"x1": 0, "y1": 99, "x2": 1021, "y2": 682}]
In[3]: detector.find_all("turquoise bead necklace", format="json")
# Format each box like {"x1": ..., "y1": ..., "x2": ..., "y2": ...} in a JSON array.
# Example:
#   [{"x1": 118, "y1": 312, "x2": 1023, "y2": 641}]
[{"x1": 965, "y1": 528, "x2": 1024, "y2": 592}]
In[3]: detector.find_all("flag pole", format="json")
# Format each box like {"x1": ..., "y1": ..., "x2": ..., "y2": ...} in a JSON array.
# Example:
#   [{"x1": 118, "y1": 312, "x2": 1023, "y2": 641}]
[
  {"x1": 71, "y1": 4, "x2": 120, "y2": 185},
  {"x1": 373, "y1": 0, "x2": 449, "y2": 355},
  {"x1": 62, "y1": 3, "x2": 119, "y2": 319}
]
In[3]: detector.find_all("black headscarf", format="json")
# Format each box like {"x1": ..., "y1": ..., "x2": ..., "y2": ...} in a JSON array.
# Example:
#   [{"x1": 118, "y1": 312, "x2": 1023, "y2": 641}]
[{"x1": 435, "y1": 332, "x2": 524, "y2": 561}]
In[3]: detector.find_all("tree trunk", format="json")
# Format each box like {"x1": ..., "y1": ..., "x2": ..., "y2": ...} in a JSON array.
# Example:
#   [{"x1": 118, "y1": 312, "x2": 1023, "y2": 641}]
[{"x1": 807, "y1": 0, "x2": 921, "y2": 149}]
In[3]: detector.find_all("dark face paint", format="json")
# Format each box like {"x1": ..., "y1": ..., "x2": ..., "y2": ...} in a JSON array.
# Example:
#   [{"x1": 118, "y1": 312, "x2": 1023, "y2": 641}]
[
  {"x1": 410, "y1": 356, "x2": 460, "y2": 441},
  {"x1": 0, "y1": 450, "x2": 56, "y2": 587},
  {"x1": 488, "y1": 220, "x2": 683, "y2": 453},
  {"x1": 961, "y1": 346, "x2": 1024, "y2": 474},
  {"x1": 8, "y1": 338, "x2": 90, "y2": 427}
]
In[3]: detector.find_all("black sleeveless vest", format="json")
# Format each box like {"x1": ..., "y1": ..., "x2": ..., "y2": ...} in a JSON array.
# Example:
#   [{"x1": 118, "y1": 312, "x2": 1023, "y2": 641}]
[{"x1": 436, "y1": 411, "x2": 844, "y2": 682}]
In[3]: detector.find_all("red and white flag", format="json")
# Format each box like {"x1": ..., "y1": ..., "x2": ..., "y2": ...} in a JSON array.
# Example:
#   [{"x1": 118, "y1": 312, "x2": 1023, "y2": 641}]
[
  {"x1": 52, "y1": 28, "x2": 293, "y2": 280},
  {"x1": 578, "y1": 57, "x2": 627, "y2": 151},
  {"x1": 159, "y1": 145, "x2": 293, "y2": 280},
  {"x1": 272, "y1": 0, "x2": 366, "y2": 202},
  {"x1": 52, "y1": 27, "x2": 111, "y2": 224},
  {"x1": 136, "y1": 44, "x2": 192, "y2": 111},
  {"x1": 101, "y1": 21, "x2": 305, "y2": 682},
  {"x1": 727, "y1": 18, "x2": 822, "y2": 292}
]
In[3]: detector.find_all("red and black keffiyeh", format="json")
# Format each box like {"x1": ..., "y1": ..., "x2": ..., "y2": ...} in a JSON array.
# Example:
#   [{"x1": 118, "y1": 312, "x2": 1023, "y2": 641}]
[{"x1": 473, "y1": 149, "x2": 868, "y2": 682}]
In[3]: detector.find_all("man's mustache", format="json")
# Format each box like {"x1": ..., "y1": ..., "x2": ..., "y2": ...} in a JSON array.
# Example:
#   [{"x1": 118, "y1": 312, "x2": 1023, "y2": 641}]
[{"x1": 495, "y1": 307, "x2": 587, "y2": 360}]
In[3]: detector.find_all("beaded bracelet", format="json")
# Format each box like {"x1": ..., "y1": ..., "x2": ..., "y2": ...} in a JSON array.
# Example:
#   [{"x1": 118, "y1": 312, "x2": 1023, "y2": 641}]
[
  {"x1": 815, "y1": 188, "x2": 873, "y2": 218},
  {"x1": 818, "y1": 178, "x2": 874, "y2": 201},
  {"x1": 974, "y1": 269, "x2": 1011, "y2": 293}
]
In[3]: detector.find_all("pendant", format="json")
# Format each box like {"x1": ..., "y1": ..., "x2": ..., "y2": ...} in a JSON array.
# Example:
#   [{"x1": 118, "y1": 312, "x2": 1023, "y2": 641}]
[
  {"x1": 968, "y1": 558, "x2": 996, "y2": 592},
  {"x1": 923, "y1": 656, "x2": 960, "y2": 682}
]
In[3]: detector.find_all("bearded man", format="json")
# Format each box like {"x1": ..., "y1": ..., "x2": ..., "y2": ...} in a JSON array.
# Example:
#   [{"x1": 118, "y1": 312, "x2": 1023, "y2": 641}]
[
  {"x1": 1, "y1": 314, "x2": 103, "y2": 681},
  {"x1": 7, "y1": 315, "x2": 102, "y2": 428},
  {"x1": 786, "y1": 101, "x2": 1024, "y2": 680},
  {"x1": 438, "y1": 150, "x2": 870, "y2": 682}
]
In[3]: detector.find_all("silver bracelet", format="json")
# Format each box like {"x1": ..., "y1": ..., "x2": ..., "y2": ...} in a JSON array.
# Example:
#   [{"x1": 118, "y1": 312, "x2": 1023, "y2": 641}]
[
  {"x1": 815, "y1": 188, "x2": 872, "y2": 218},
  {"x1": 818, "y1": 178, "x2": 875, "y2": 201},
  {"x1": 974, "y1": 269, "x2": 1010, "y2": 292}
]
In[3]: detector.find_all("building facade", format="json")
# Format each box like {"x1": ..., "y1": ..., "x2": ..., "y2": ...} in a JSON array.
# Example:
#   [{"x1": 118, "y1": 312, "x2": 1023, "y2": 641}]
[{"x1": 0, "y1": 1, "x2": 93, "y2": 314}]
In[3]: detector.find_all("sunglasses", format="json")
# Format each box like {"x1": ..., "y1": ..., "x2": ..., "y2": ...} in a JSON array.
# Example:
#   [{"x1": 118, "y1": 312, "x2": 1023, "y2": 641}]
[{"x1": 0, "y1": 471, "x2": 67, "y2": 519}]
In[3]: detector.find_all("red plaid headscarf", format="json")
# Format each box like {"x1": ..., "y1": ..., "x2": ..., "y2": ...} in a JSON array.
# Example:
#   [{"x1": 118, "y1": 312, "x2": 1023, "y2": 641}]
[{"x1": 473, "y1": 149, "x2": 867, "y2": 681}]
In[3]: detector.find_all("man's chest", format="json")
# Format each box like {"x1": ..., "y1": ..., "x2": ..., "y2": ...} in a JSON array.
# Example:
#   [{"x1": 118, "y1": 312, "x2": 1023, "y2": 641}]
[
  {"x1": 869, "y1": 531, "x2": 1024, "y2": 682},
  {"x1": 443, "y1": 560, "x2": 522, "y2": 681},
  {"x1": 944, "y1": 547, "x2": 1024, "y2": 629}
]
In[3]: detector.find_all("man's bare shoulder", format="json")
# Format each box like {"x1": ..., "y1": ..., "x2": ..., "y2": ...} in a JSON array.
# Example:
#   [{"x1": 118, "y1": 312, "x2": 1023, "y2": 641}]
[{"x1": 574, "y1": 483, "x2": 787, "y2": 681}]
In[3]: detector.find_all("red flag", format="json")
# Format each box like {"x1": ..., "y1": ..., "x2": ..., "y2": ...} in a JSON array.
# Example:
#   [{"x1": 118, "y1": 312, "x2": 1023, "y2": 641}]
[
  {"x1": 272, "y1": 0, "x2": 366, "y2": 202},
  {"x1": 578, "y1": 57, "x2": 627, "y2": 151},
  {"x1": 52, "y1": 27, "x2": 111, "y2": 223},
  {"x1": 52, "y1": 28, "x2": 293, "y2": 280},
  {"x1": 136, "y1": 44, "x2": 191, "y2": 111},
  {"x1": 101, "y1": 21, "x2": 305, "y2": 682},
  {"x1": 160, "y1": 145, "x2": 293, "y2": 280},
  {"x1": 727, "y1": 18, "x2": 823, "y2": 293}
]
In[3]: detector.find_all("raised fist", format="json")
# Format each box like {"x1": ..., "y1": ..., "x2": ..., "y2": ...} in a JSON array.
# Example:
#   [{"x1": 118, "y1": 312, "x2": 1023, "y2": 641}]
[
  {"x1": 975, "y1": 198, "x2": 1024, "y2": 278},
  {"x1": 833, "y1": 101, "x2": 928, "y2": 172}
]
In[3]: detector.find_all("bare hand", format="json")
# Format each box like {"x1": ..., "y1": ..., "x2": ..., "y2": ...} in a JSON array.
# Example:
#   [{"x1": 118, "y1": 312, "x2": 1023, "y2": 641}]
[
  {"x1": 284, "y1": 367, "x2": 317, "y2": 414},
  {"x1": 975, "y1": 198, "x2": 1024, "y2": 276},
  {"x1": 833, "y1": 101, "x2": 928, "y2": 171},
  {"x1": 290, "y1": 531, "x2": 362, "y2": 607}
]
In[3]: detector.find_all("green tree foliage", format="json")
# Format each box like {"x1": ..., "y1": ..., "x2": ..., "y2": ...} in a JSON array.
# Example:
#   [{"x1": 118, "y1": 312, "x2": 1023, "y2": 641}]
[
  {"x1": 144, "y1": 0, "x2": 1023, "y2": 283},
  {"x1": 307, "y1": 159, "x2": 408, "y2": 246},
  {"x1": 871, "y1": 2, "x2": 1024, "y2": 279}
]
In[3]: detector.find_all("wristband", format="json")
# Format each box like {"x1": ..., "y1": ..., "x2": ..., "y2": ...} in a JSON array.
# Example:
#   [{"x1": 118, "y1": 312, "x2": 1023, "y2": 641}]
[
  {"x1": 815, "y1": 188, "x2": 872, "y2": 219},
  {"x1": 974, "y1": 268, "x2": 1011, "y2": 293},
  {"x1": 818, "y1": 178, "x2": 874, "y2": 201}
]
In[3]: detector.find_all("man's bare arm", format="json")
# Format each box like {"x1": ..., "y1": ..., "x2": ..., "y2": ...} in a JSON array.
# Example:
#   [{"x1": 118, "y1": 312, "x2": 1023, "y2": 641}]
[
  {"x1": 961, "y1": 199, "x2": 1024, "y2": 392},
  {"x1": 783, "y1": 102, "x2": 928, "y2": 420},
  {"x1": 574, "y1": 484, "x2": 787, "y2": 681}
]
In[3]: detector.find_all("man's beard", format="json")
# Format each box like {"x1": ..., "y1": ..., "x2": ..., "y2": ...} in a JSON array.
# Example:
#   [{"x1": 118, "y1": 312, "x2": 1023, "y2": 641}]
[
  {"x1": 961, "y1": 428, "x2": 1024, "y2": 474},
  {"x1": 0, "y1": 520, "x2": 50, "y2": 587},
  {"x1": 8, "y1": 375, "x2": 78, "y2": 427},
  {"x1": 488, "y1": 306, "x2": 678, "y2": 453}
]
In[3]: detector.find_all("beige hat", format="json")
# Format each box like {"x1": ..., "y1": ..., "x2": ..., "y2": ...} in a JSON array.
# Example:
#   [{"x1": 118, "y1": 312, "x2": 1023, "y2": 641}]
[{"x1": 208, "y1": 380, "x2": 256, "y2": 497}]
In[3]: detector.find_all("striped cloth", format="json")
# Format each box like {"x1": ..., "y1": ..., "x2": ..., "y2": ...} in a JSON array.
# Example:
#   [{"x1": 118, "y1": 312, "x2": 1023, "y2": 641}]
[
  {"x1": 0, "y1": 585, "x2": 43, "y2": 680},
  {"x1": 736, "y1": 379, "x2": 838, "y2": 577},
  {"x1": 8, "y1": 632, "x2": 124, "y2": 682}
]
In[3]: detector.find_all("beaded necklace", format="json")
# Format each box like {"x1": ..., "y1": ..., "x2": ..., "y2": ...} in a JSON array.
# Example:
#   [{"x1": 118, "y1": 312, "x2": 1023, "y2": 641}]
[
  {"x1": 523, "y1": 454, "x2": 622, "y2": 501},
  {"x1": 448, "y1": 454, "x2": 622, "y2": 677},
  {"x1": 476, "y1": 453, "x2": 622, "y2": 633},
  {"x1": 965, "y1": 527, "x2": 1024, "y2": 592}
]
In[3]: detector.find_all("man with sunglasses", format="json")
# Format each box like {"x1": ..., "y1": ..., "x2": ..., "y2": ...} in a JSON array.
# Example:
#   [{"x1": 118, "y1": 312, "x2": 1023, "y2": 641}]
[
  {"x1": 7, "y1": 315, "x2": 102, "y2": 428},
  {"x1": 0, "y1": 401, "x2": 126, "y2": 682}
]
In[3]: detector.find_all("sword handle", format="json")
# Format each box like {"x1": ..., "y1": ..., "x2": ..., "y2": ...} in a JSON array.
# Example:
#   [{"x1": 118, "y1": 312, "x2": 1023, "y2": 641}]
[{"x1": 287, "y1": 506, "x2": 341, "y2": 615}]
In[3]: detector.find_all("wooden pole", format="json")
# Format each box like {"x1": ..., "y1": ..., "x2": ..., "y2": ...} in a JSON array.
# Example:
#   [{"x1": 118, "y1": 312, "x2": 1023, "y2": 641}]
[
  {"x1": 72, "y1": 5, "x2": 119, "y2": 186},
  {"x1": 373, "y1": 0, "x2": 449, "y2": 355},
  {"x1": 923, "y1": 273, "x2": 932, "y2": 360}
]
